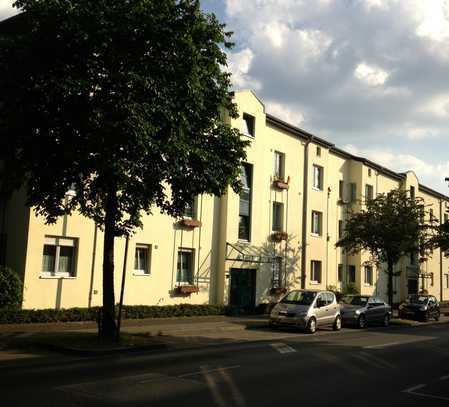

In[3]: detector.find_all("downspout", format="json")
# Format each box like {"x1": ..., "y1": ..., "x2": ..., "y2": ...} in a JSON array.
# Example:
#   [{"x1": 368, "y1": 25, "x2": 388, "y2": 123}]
[
  {"x1": 301, "y1": 139, "x2": 311, "y2": 289},
  {"x1": 326, "y1": 186, "x2": 330, "y2": 289},
  {"x1": 440, "y1": 199, "x2": 443, "y2": 302}
]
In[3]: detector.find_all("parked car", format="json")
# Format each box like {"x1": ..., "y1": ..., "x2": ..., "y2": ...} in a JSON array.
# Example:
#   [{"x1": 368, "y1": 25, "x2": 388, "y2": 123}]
[
  {"x1": 269, "y1": 290, "x2": 341, "y2": 334},
  {"x1": 340, "y1": 295, "x2": 392, "y2": 328},
  {"x1": 398, "y1": 294, "x2": 440, "y2": 322}
]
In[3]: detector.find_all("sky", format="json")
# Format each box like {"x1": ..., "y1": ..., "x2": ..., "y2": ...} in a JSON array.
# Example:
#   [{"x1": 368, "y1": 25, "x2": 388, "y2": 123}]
[{"x1": 2, "y1": 1, "x2": 449, "y2": 194}]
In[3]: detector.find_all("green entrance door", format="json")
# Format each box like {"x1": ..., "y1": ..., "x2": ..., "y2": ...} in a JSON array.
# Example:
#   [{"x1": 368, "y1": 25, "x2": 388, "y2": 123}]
[{"x1": 229, "y1": 268, "x2": 256, "y2": 311}]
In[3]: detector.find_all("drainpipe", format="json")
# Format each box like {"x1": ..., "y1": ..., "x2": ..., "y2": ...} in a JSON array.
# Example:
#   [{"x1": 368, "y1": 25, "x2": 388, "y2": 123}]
[
  {"x1": 440, "y1": 199, "x2": 444, "y2": 302},
  {"x1": 300, "y1": 139, "x2": 311, "y2": 289},
  {"x1": 326, "y1": 186, "x2": 330, "y2": 289}
]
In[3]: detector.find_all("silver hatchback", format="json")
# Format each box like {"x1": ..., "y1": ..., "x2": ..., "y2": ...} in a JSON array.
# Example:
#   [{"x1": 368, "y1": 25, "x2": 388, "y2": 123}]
[{"x1": 269, "y1": 290, "x2": 342, "y2": 334}]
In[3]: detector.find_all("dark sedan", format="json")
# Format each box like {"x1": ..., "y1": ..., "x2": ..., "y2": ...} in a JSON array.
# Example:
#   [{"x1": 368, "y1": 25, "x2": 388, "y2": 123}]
[
  {"x1": 340, "y1": 295, "x2": 392, "y2": 328},
  {"x1": 398, "y1": 294, "x2": 440, "y2": 322}
]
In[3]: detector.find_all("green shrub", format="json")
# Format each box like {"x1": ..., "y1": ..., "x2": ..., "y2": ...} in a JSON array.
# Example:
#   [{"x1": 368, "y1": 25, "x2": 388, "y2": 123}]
[
  {"x1": 342, "y1": 282, "x2": 359, "y2": 296},
  {"x1": 0, "y1": 266, "x2": 23, "y2": 309},
  {"x1": 0, "y1": 303, "x2": 227, "y2": 324}
]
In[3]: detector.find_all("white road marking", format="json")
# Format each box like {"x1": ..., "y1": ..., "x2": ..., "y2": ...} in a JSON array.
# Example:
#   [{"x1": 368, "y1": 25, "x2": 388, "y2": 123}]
[
  {"x1": 270, "y1": 343, "x2": 296, "y2": 354},
  {"x1": 364, "y1": 342, "x2": 403, "y2": 349},
  {"x1": 440, "y1": 375, "x2": 449, "y2": 381},
  {"x1": 403, "y1": 384, "x2": 426, "y2": 393},
  {"x1": 178, "y1": 365, "x2": 241, "y2": 378},
  {"x1": 402, "y1": 383, "x2": 449, "y2": 401}
]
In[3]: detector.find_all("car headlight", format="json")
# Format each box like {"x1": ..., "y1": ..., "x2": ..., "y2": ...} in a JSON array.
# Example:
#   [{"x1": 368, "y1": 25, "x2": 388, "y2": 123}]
[
  {"x1": 419, "y1": 306, "x2": 428, "y2": 311},
  {"x1": 355, "y1": 309, "x2": 361, "y2": 315}
]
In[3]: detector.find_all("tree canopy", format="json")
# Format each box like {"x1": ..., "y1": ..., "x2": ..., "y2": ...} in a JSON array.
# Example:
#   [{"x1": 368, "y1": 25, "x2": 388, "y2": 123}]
[
  {"x1": 336, "y1": 189, "x2": 435, "y2": 305},
  {"x1": 0, "y1": 0, "x2": 248, "y2": 338}
]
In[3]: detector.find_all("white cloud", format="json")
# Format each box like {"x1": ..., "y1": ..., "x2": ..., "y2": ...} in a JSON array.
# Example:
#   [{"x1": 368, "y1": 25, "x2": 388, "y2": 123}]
[
  {"x1": 266, "y1": 101, "x2": 305, "y2": 126},
  {"x1": 344, "y1": 144, "x2": 449, "y2": 193},
  {"x1": 227, "y1": 48, "x2": 262, "y2": 91},
  {"x1": 354, "y1": 63, "x2": 389, "y2": 86}
]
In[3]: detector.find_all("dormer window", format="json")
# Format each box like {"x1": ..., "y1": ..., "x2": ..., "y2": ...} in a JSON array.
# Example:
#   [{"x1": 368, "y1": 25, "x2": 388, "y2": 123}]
[{"x1": 242, "y1": 113, "x2": 255, "y2": 137}]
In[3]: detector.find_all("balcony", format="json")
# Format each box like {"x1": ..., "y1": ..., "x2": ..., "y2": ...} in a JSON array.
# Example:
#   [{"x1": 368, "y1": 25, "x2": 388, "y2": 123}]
[
  {"x1": 178, "y1": 218, "x2": 202, "y2": 228},
  {"x1": 175, "y1": 285, "x2": 199, "y2": 295},
  {"x1": 273, "y1": 176, "x2": 290, "y2": 190}
]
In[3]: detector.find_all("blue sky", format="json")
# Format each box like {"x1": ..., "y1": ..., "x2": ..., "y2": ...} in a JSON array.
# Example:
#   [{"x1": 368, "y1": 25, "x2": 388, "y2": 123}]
[{"x1": 2, "y1": 0, "x2": 449, "y2": 193}]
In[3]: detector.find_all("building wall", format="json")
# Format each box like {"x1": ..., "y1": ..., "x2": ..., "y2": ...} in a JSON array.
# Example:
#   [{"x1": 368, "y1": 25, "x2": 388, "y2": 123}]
[{"x1": 3, "y1": 89, "x2": 449, "y2": 309}]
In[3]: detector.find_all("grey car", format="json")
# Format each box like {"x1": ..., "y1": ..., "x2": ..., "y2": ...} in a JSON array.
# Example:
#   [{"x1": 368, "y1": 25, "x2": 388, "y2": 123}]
[
  {"x1": 269, "y1": 290, "x2": 342, "y2": 334},
  {"x1": 340, "y1": 295, "x2": 392, "y2": 328}
]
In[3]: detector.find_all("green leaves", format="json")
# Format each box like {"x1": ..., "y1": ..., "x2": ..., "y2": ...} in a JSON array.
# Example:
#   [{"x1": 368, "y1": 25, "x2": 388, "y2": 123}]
[
  {"x1": 0, "y1": 267, "x2": 23, "y2": 309},
  {"x1": 0, "y1": 0, "x2": 247, "y2": 235},
  {"x1": 336, "y1": 189, "x2": 435, "y2": 265}
]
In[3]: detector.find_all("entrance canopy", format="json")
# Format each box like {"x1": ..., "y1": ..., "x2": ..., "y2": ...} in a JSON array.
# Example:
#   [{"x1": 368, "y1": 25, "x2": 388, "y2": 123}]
[{"x1": 225, "y1": 242, "x2": 276, "y2": 264}]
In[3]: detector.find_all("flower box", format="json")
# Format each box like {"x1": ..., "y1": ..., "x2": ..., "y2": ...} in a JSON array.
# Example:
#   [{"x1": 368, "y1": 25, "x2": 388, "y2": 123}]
[
  {"x1": 176, "y1": 285, "x2": 199, "y2": 294},
  {"x1": 273, "y1": 179, "x2": 289, "y2": 190},
  {"x1": 271, "y1": 232, "x2": 288, "y2": 242},
  {"x1": 179, "y1": 218, "x2": 202, "y2": 228},
  {"x1": 270, "y1": 287, "x2": 287, "y2": 295}
]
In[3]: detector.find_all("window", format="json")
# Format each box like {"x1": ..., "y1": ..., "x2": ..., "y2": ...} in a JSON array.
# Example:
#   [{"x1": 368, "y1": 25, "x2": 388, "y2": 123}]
[
  {"x1": 445, "y1": 274, "x2": 449, "y2": 289},
  {"x1": 368, "y1": 168, "x2": 372, "y2": 177},
  {"x1": 338, "y1": 180, "x2": 344, "y2": 200},
  {"x1": 348, "y1": 265, "x2": 356, "y2": 283},
  {"x1": 444, "y1": 213, "x2": 448, "y2": 224},
  {"x1": 311, "y1": 211, "x2": 323, "y2": 236},
  {"x1": 365, "y1": 184, "x2": 373, "y2": 201},
  {"x1": 134, "y1": 245, "x2": 151, "y2": 275},
  {"x1": 350, "y1": 183, "x2": 357, "y2": 202},
  {"x1": 364, "y1": 265, "x2": 373, "y2": 286},
  {"x1": 338, "y1": 264, "x2": 343, "y2": 283},
  {"x1": 316, "y1": 146, "x2": 321, "y2": 157},
  {"x1": 338, "y1": 220, "x2": 344, "y2": 239},
  {"x1": 242, "y1": 113, "x2": 255, "y2": 137},
  {"x1": 183, "y1": 198, "x2": 196, "y2": 218},
  {"x1": 42, "y1": 236, "x2": 77, "y2": 277},
  {"x1": 311, "y1": 260, "x2": 322, "y2": 283},
  {"x1": 312, "y1": 165, "x2": 323, "y2": 190},
  {"x1": 177, "y1": 249, "x2": 194, "y2": 284},
  {"x1": 274, "y1": 151, "x2": 285, "y2": 180},
  {"x1": 272, "y1": 202, "x2": 284, "y2": 232},
  {"x1": 410, "y1": 252, "x2": 417, "y2": 265},
  {"x1": 429, "y1": 208, "x2": 434, "y2": 221},
  {"x1": 430, "y1": 273, "x2": 434, "y2": 287},
  {"x1": 410, "y1": 186, "x2": 415, "y2": 200},
  {"x1": 239, "y1": 164, "x2": 252, "y2": 241}
]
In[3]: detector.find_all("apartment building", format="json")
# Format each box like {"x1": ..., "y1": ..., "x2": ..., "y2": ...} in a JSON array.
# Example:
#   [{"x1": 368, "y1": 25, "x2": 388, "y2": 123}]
[{"x1": 1, "y1": 90, "x2": 449, "y2": 310}]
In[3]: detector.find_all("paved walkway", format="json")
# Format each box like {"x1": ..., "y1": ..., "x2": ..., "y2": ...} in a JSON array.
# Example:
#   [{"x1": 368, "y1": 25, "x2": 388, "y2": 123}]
[{"x1": 1, "y1": 314, "x2": 448, "y2": 362}]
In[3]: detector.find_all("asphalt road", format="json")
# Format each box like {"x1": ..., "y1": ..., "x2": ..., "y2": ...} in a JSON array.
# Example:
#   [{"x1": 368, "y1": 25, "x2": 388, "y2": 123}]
[{"x1": 2, "y1": 323, "x2": 449, "y2": 407}]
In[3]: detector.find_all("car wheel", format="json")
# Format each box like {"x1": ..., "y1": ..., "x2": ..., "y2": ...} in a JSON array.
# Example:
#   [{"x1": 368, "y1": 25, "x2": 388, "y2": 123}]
[
  {"x1": 435, "y1": 310, "x2": 440, "y2": 321},
  {"x1": 357, "y1": 314, "x2": 366, "y2": 329},
  {"x1": 383, "y1": 314, "x2": 390, "y2": 327},
  {"x1": 423, "y1": 311, "x2": 430, "y2": 322},
  {"x1": 269, "y1": 320, "x2": 277, "y2": 330},
  {"x1": 333, "y1": 315, "x2": 342, "y2": 331},
  {"x1": 306, "y1": 317, "x2": 317, "y2": 334}
]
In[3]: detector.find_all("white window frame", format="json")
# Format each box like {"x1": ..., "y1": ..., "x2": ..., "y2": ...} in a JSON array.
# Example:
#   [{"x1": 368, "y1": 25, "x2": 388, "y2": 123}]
[
  {"x1": 274, "y1": 151, "x2": 285, "y2": 180},
  {"x1": 311, "y1": 211, "x2": 322, "y2": 236},
  {"x1": 242, "y1": 113, "x2": 255, "y2": 137},
  {"x1": 312, "y1": 165, "x2": 323, "y2": 190},
  {"x1": 133, "y1": 244, "x2": 151, "y2": 276},
  {"x1": 311, "y1": 260, "x2": 322, "y2": 284},
  {"x1": 337, "y1": 264, "x2": 344, "y2": 283},
  {"x1": 364, "y1": 265, "x2": 373, "y2": 286},
  {"x1": 365, "y1": 184, "x2": 373, "y2": 201},
  {"x1": 177, "y1": 248, "x2": 195, "y2": 285},
  {"x1": 41, "y1": 236, "x2": 77, "y2": 278}
]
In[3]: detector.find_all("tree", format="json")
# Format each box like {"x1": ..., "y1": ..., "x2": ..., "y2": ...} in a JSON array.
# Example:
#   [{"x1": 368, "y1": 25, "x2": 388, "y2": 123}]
[
  {"x1": 336, "y1": 189, "x2": 434, "y2": 306},
  {"x1": 0, "y1": 0, "x2": 248, "y2": 339}
]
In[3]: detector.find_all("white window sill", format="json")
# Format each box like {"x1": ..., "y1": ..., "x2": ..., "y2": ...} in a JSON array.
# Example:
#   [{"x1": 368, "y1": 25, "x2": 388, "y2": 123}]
[
  {"x1": 312, "y1": 187, "x2": 323, "y2": 192},
  {"x1": 241, "y1": 132, "x2": 255, "y2": 139},
  {"x1": 133, "y1": 272, "x2": 151, "y2": 277},
  {"x1": 364, "y1": 283, "x2": 372, "y2": 287},
  {"x1": 310, "y1": 281, "x2": 321, "y2": 285},
  {"x1": 40, "y1": 274, "x2": 76, "y2": 280},
  {"x1": 310, "y1": 233, "x2": 322, "y2": 238},
  {"x1": 177, "y1": 282, "x2": 194, "y2": 285}
]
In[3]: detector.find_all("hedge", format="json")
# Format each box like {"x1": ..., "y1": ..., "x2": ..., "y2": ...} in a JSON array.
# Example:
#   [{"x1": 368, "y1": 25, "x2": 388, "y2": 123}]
[{"x1": 0, "y1": 304, "x2": 227, "y2": 325}]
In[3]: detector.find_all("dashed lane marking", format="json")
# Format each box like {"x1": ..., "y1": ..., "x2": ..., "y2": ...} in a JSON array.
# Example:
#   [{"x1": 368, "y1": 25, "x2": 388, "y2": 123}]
[
  {"x1": 402, "y1": 383, "x2": 449, "y2": 401},
  {"x1": 270, "y1": 342, "x2": 296, "y2": 354},
  {"x1": 440, "y1": 375, "x2": 449, "y2": 381},
  {"x1": 177, "y1": 365, "x2": 241, "y2": 378},
  {"x1": 363, "y1": 342, "x2": 402, "y2": 349},
  {"x1": 403, "y1": 384, "x2": 426, "y2": 393}
]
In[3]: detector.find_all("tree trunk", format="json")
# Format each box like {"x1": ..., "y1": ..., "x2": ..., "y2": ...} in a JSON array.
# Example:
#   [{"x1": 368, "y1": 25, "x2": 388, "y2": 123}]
[
  {"x1": 387, "y1": 259, "x2": 394, "y2": 308},
  {"x1": 100, "y1": 190, "x2": 118, "y2": 339}
]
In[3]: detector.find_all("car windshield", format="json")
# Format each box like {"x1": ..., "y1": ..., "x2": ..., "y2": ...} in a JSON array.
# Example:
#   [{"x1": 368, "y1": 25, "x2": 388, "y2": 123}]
[
  {"x1": 406, "y1": 295, "x2": 428, "y2": 304},
  {"x1": 281, "y1": 290, "x2": 317, "y2": 305},
  {"x1": 340, "y1": 296, "x2": 370, "y2": 306}
]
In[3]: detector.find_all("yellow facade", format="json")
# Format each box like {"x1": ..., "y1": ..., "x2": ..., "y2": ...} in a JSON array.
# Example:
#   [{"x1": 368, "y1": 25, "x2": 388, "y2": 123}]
[{"x1": 1, "y1": 89, "x2": 449, "y2": 309}]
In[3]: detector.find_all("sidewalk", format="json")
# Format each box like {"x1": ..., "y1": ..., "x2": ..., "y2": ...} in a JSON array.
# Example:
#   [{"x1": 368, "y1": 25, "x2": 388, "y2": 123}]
[{"x1": 1, "y1": 313, "x2": 448, "y2": 361}]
